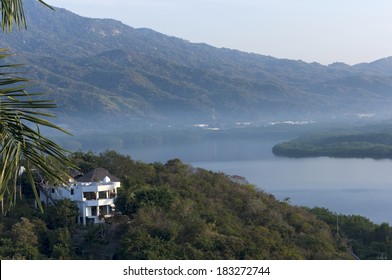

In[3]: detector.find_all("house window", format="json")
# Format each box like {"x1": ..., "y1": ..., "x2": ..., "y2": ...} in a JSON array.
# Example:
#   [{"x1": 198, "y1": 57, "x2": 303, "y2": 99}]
[
  {"x1": 91, "y1": 206, "x2": 97, "y2": 216},
  {"x1": 71, "y1": 189, "x2": 74, "y2": 195},
  {"x1": 99, "y1": 205, "x2": 108, "y2": 215},
  {"x1": 99, "y1": 191, "x2": 108, "y2": 199},
  {"x1": 109, "y1": 190, "x2": 116, "y2": 198},
  {"x1": 51, "y1": 188, "x2": 55, "y2": 193},
  {"x1": 83, "y1": 192, "x2": 96, "y2": 200}
]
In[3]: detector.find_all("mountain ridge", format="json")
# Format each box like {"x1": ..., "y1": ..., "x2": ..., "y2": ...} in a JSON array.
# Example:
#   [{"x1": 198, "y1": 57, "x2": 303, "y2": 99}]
[{"x1": 2, "y1": 1, "x2": 392, "y2": 130}]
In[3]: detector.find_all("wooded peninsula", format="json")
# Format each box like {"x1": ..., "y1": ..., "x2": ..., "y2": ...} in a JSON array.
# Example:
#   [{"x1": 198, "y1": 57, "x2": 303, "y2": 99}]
[{"x1": 273, "y1": 130, "x2": 392, "y2": 159}]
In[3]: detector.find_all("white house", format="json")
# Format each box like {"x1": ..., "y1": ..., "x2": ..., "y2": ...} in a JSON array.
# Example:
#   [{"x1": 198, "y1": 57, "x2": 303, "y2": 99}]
[{"x1": 39, "y1": 167, "x2": 121, "y2": 225}]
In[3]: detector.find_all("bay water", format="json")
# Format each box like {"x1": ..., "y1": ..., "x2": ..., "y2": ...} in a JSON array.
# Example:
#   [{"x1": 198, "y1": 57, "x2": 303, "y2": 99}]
[{"x1": 126, "y1": 136, "x2": 392, "y2": 224}]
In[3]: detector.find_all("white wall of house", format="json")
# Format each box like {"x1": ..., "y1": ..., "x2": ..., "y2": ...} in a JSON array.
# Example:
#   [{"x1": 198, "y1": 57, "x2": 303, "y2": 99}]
[{"x1": 39, "y1": 175, "x2": 121, "y2": 225}]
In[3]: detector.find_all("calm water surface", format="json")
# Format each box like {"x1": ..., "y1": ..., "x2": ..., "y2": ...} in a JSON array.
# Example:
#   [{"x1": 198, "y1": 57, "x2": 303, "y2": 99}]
[
  {"x1": 127, "y1": 138, "x2": 392, "y2": 224},
  {"x1": 193, "y1": 157, "x2": 392, "y2": 224}
]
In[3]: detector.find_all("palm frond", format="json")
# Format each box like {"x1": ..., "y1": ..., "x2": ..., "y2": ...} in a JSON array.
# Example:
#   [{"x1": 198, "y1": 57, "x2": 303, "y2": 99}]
[
  {"x1": 1, "y1": 0, "x2": 53, "y2": 31},
  {"x1": 1, "y1": 49, "x2": 75, "y2": 213},
  {"x1": 1, "y1": 0, "x2": 26, "y2": 31}
]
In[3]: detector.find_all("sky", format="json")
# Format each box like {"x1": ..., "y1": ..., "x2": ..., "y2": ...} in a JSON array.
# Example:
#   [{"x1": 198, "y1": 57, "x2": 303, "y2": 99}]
[{"x1": 46, "y1": 0, "x2": 392, "y2": 65}]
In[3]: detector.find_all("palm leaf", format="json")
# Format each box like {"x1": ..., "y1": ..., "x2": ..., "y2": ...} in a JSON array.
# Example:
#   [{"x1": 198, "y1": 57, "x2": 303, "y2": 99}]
[
  {"x1": 1, "y1": 49, "x2": 75, "y2": 213},
  {"x1": 1, "y1": 0, "x2": 53, "y2": 31}
]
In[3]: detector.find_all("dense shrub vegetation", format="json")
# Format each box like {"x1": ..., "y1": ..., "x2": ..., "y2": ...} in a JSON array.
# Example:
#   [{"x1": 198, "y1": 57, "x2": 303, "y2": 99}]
[
  {"x1": 1, "y1": 150, "x2": 391, "y2": 259},
  {"x1": 273, "y1": 131, "x2": 392, "y2": 159}
]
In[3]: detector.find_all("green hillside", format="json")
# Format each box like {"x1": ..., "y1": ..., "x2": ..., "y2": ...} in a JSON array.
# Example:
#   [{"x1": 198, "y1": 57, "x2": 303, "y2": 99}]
[{"x1": 1, "y1": 150, "x2": 391, "y2": 260}]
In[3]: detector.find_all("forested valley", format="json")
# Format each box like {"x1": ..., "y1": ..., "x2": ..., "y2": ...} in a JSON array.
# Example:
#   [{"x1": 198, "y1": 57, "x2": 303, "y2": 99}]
[{"x1": 1, "y1": 150, "x2": 391, "y2": 260}]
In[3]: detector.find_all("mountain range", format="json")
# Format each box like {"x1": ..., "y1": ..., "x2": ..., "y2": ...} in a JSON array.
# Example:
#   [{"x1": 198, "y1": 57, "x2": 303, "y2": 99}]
[{"x1": 2, "y1": 1, "x2": 392, "y2": 131}]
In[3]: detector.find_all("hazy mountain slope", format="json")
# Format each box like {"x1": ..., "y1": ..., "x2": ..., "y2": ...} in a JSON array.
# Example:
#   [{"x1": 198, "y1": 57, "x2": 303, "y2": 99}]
[{"x1": 2, "y1": 1, "x2": 392, "y2": 130}]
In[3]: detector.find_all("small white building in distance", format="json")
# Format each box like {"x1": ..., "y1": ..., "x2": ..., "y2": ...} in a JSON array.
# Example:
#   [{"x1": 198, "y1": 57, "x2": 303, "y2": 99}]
[{"x1": 40, "y1": 167, "x2": 121, "y2": 225}]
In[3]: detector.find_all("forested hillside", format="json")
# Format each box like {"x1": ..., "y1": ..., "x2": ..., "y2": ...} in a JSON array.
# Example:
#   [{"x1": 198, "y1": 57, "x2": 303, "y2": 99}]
[
  {"x1": 2, "y1": 2, "x2": 392, "y2": 129},
  {"x1": 1, "y1": 150, "x2": 391, "y2": 260},
  {"x1": 272, "y1": 129, "x2": 392, "y2": 159}
]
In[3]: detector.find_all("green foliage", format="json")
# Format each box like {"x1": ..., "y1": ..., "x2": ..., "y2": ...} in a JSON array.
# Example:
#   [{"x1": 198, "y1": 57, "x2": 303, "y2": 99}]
[
  {"x1": 273, "y1": 130, "x2": 392, "y2": 159},
  {"x1": 2, "y1": 150, "x2": 391, "y2": 260},
  {"x1": 96, "y1": 150, "x2": 134, "y2": 179},
  {"x1": 43, "y1": 199, "x2": 79, "y2": 230},
  {"x1": 108, "y1": 153, "x2": 351, "y2": 260},
  {"x1": 0, "y1": 197, "x2": 78, "y2": 259},
  {"x1": 311, "y1": 207, "x2": 392, "y2": 259},
  {"x1": 10, "y1": 217, "x2": 40, "y2": 259},
  {"x1": 48, "y1": 227, "x2": 73, "y2": 260},
  {"x1": 116, "y1": 185, "x2": 175, "y2": 215},
  {"x1": 135, "y1": 186, "x2": 174, "y2": 210},
  {"x1": 69, "y1": 150, "x2": 99, "y2": 173}
]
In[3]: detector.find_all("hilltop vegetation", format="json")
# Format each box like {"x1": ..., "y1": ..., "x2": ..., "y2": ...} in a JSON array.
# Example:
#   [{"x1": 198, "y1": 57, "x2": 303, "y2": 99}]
[
  {"x1": 1, "y1": 150, "x2": 391, "y2": 260},
  {"x1": 272, "y1": 129, "x2": 392, "y2": 159}
]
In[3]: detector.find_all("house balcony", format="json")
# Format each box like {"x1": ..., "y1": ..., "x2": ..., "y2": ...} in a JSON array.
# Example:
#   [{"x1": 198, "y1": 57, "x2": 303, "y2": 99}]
[
  {"x1": 84, "y1": 198, "x2": 115, "y2": 207},
  {"x1": 79, "y1": 182, "x2": 120, "y2": 193}
]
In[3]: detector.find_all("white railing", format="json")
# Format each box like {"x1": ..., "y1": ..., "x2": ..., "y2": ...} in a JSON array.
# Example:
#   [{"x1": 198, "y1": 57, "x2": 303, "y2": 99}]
[{"x1": 84, "y1": 198, "x2": 114, "y2": 207}]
